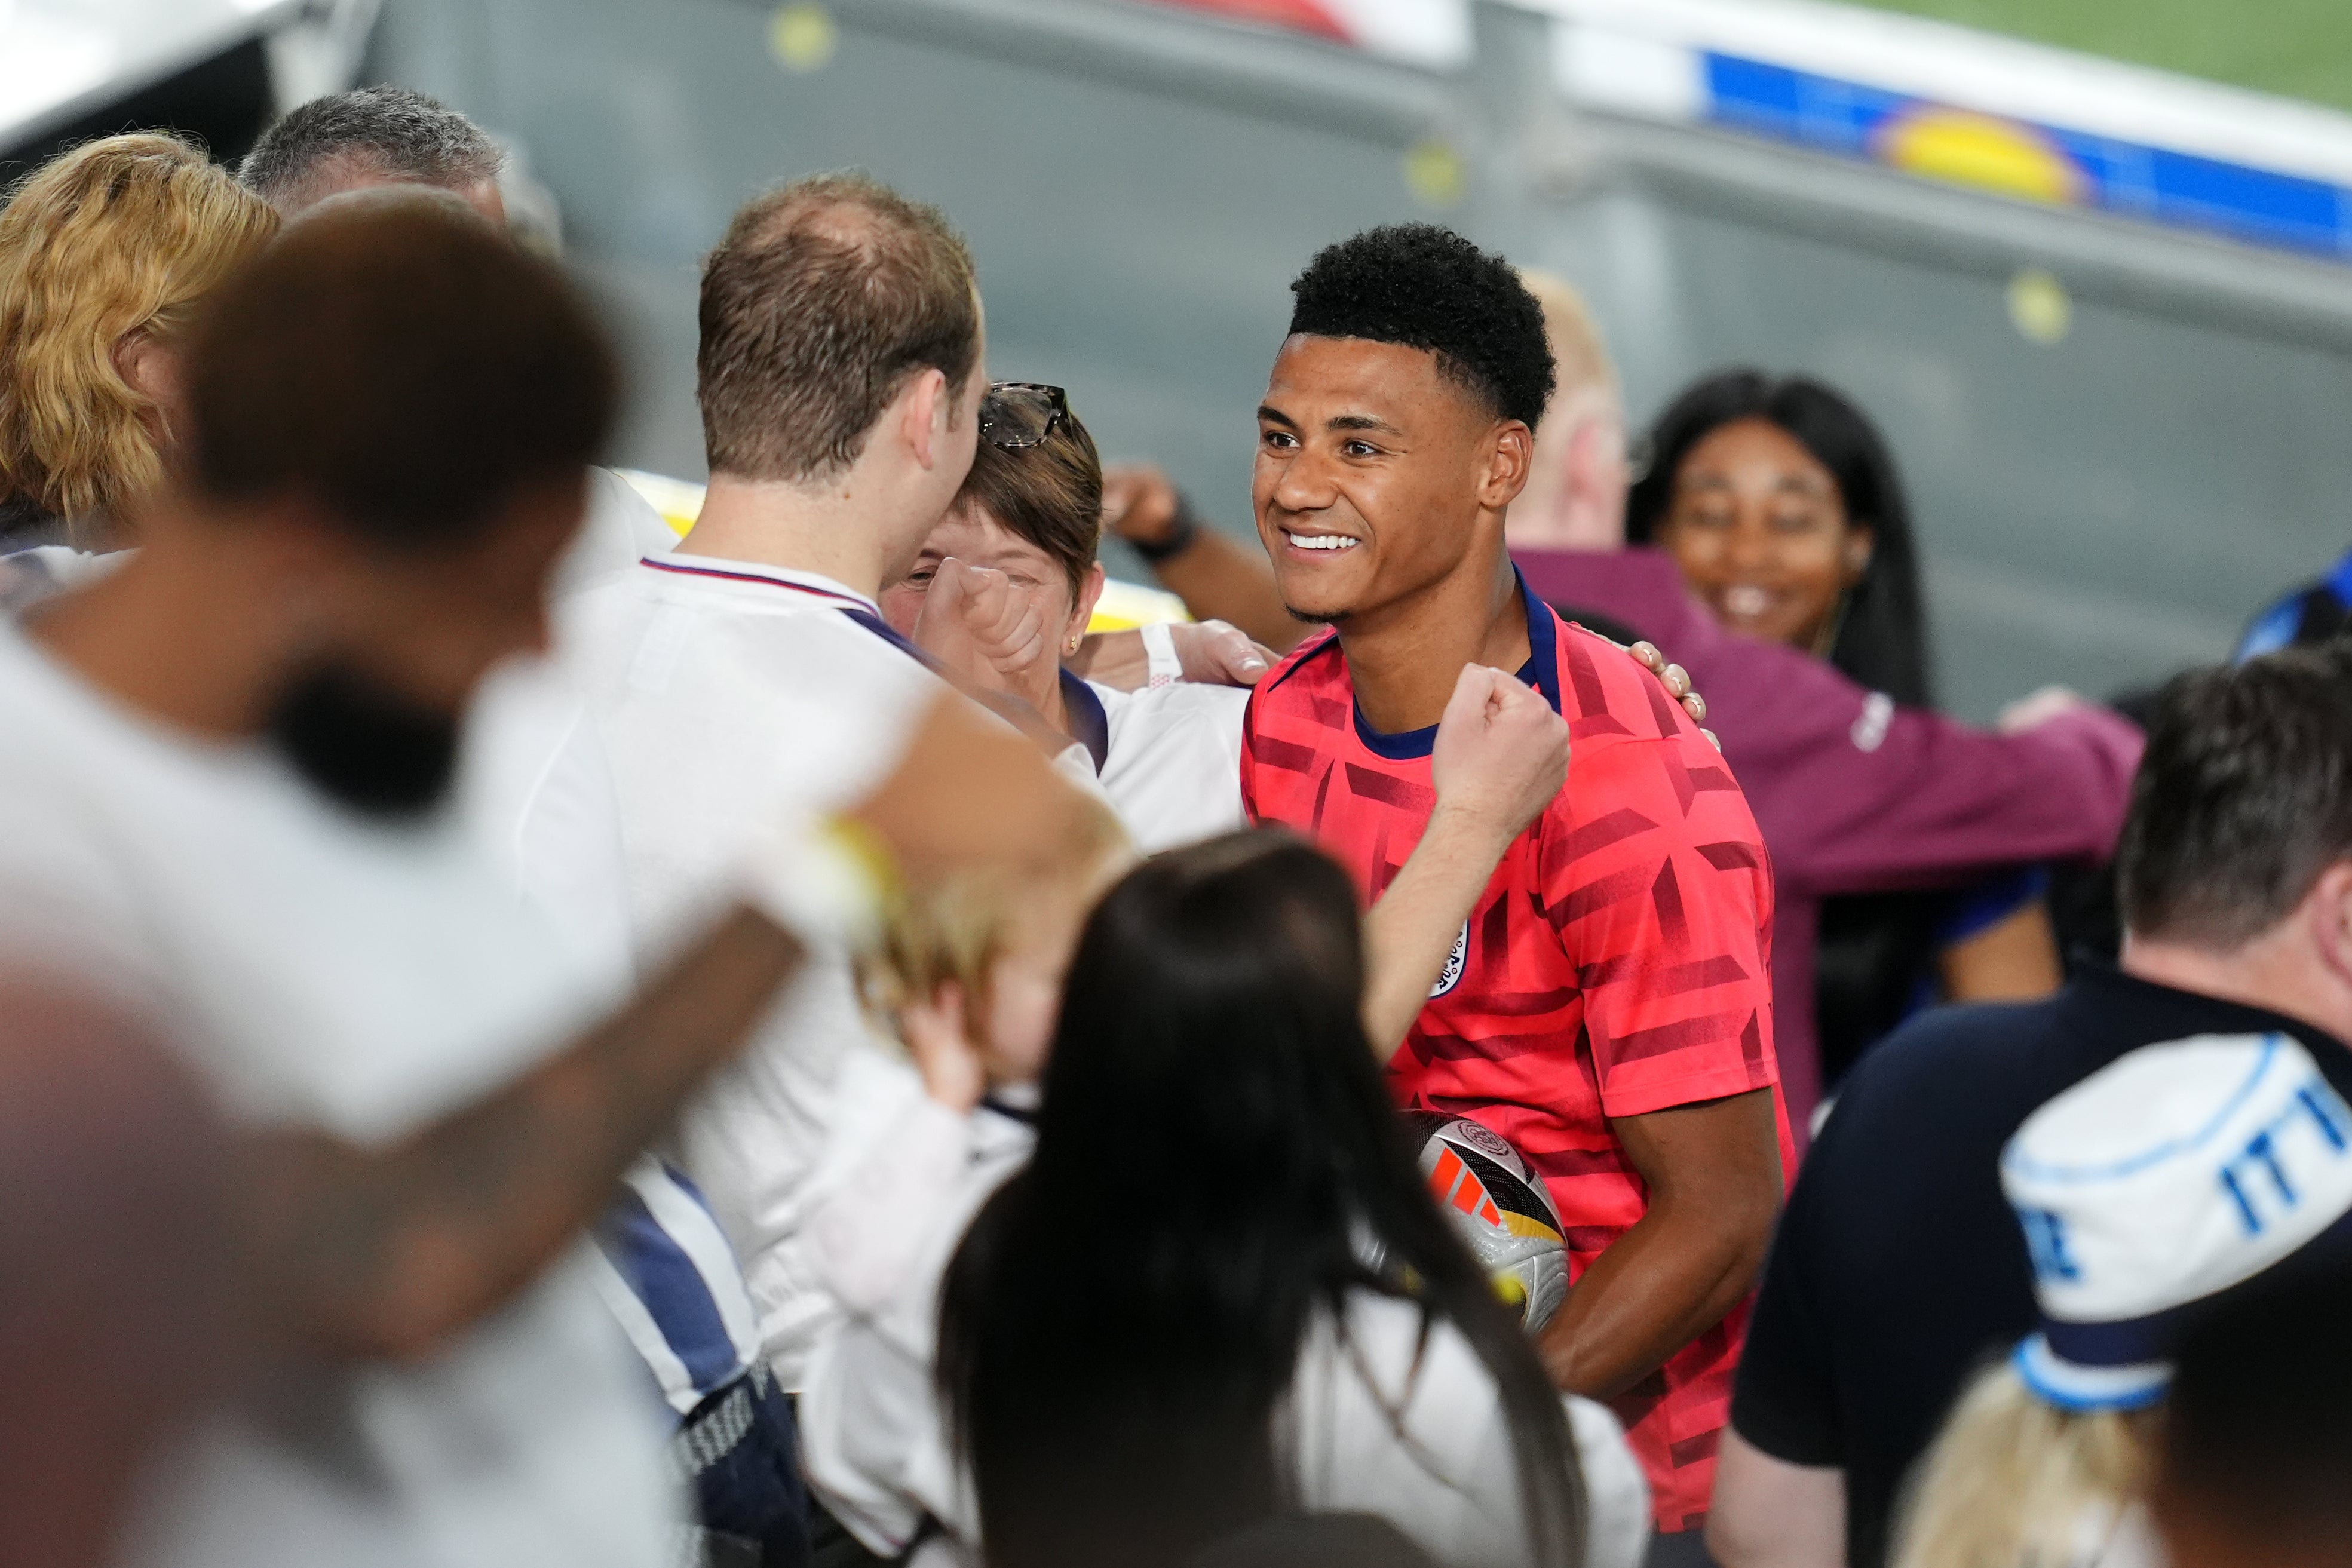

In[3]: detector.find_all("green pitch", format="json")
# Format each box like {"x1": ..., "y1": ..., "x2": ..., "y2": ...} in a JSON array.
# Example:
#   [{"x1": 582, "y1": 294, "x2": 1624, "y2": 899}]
[{"x1": 1856, "y1": 0, "x2": 2352, "y2": 115}]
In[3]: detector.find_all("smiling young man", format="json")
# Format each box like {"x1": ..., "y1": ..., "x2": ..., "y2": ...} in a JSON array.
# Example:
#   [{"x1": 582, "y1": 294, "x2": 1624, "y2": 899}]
[{"x1": 1238, "y1": 226, "x2": 1794, "y2": 1546}]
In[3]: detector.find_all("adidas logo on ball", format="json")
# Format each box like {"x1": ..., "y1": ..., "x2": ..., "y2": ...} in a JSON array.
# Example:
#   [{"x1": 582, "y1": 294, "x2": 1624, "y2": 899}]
[{"x1": 1400, "y1": 1111, "x2": 1570, "y2": 1332}]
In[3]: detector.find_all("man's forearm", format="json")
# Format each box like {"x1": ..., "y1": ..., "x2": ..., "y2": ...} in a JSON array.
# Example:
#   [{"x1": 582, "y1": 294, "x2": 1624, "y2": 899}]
[
  {"x1": 1537, "y1": 1088, "x2": 1781, "y2": 1398},
  {"x1": 1537, "y1": 1199, "x2": 1766, "y2": 1398},
  {"x1": 240, "y1": 905, "x2": 803, "y2": 1361},
  {"x1": 1708, "y1": 1428, "x2": 1847, "y2": 1568},
  {"x1": 1362, "y1": 802, "x2": 1507, "y2": 1055}
]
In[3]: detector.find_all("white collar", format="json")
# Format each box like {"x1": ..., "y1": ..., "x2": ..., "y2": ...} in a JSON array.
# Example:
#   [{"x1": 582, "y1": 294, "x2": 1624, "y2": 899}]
[{"x1": 636, "y1": 551, "x2": 881, "y2": 615}]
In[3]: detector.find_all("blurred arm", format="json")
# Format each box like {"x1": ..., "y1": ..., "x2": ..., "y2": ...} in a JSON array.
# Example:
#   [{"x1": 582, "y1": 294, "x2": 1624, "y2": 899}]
[
  {"x1": 237, "y1": 904, "x2": 802, "y2": 1361},
  {"x1": 1537, "y1": 1088, "x2": 1781, "y2": 1398},
  {"x1": 238, "y1": 689, "x2": 1084, "y2": 1361},
  {"x1": 1707, "y1": 1428, "x2": 1846, "y2": 1568}
]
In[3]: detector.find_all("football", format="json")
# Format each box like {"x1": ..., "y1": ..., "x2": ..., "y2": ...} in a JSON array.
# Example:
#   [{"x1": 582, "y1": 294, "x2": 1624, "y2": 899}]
[{"x1": 1401, "y1": 1111, "x2": 1571, "y2": 1333}]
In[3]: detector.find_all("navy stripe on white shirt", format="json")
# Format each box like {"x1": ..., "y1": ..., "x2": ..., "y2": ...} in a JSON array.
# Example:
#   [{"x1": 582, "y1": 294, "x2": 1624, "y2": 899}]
[{"x1": 591, "y1": 1160, "x2": 766, "y2": 1419}]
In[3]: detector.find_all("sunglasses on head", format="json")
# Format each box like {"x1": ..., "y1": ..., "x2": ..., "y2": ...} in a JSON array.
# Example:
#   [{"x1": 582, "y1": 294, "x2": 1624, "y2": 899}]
[{"x1": 978, "y1": 382, "x2": 1068, "y2": 449}]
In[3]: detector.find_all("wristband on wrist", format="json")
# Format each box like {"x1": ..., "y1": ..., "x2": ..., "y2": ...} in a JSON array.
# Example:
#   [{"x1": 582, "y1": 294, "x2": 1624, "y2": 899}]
[
  {"x1": 1139, "y1": 619, "x2": 1185, "y2": 689},
  {"x1": 744, "y1": 814, "x2": 904, "y2": 950},
  {"x1": 1128, "y1": 492, "x2": 1200, "y2": 564}
]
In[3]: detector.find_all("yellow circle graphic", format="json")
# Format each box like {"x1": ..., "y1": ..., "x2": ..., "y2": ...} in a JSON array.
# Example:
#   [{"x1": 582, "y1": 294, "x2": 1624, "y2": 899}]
[
  {"x1": 2007, "y1": 268, "x2": 2072, "y2": 345},
  {"x1": 1403, "y1": 140, "x2": 1466, "y2": 208},
  {"x1": 771, "y1": 4, "x2": 839, "y2": 73},
  {"x1": 1877, "y1": 106, "x2": 2084, "y2": 207}
]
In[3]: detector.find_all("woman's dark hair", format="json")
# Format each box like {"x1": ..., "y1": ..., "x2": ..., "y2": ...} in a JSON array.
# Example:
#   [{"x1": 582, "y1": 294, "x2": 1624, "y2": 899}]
[
  {"x1": 1626, "y1": 369, "x2": 1931, "y2": 707},
  {"x1": 1627, "y1": 372, "x2": 1937, "y2": 1081},
  {"x1": 937, "y1": 831, "x2": 1584, "y2": 1568},
  {"x1": 955, "y1": 401, "x2": 1102, "y2": 597}
]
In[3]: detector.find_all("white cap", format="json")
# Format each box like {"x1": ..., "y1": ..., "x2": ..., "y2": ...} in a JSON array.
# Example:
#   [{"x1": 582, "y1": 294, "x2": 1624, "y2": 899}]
[{"x1": 2000, "y1": 1032, "x2": 2352, "y2": 1410}]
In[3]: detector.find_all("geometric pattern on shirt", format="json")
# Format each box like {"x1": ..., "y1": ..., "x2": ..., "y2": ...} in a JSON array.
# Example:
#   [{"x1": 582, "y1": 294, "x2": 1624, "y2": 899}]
[{"x1": 1238, "y1": 571, "x2": 1792, "y2": 1532}]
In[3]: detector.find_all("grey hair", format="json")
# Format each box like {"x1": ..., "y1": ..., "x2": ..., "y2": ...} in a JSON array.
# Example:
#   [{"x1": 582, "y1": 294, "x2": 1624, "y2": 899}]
[{"x1": 239, "y1": 86, "x2": 504, "y2": 214}]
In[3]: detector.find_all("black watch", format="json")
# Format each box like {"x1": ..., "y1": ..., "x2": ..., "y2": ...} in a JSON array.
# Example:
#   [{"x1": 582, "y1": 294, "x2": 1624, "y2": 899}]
[{"x1": 1129, "y1": 492, "x2": 1200, "y2": 564}]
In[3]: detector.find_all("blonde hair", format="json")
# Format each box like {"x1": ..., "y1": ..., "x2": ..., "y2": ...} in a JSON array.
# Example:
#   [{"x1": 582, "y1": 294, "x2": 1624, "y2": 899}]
[
  {"x1": 0, "y1": 134, "x2": 278, "y2": 535},
  {"x1": 863, "y1": 791, "x2": 1132, "y2": 1054},
  {"x1": 1894, "y1": 1362, "x2": 2158, "y2": 1568}
]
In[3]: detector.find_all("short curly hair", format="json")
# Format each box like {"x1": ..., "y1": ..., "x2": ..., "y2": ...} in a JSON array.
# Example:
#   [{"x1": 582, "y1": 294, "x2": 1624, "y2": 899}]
[{"x1": 1287, "y1": 224, "x2": 1554, "y2": 429}]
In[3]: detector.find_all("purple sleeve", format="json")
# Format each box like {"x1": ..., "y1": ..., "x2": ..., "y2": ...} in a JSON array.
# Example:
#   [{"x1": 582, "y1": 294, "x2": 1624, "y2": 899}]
[{"x1": 1513, "y1": 547, "x2": 2146, "y2": 899}]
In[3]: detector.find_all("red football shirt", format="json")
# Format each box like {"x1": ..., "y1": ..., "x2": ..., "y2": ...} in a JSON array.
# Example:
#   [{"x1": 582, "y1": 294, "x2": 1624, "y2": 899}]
[{"x1": 1239, "y1": 573, "x2": 1796, "y2": 1531}]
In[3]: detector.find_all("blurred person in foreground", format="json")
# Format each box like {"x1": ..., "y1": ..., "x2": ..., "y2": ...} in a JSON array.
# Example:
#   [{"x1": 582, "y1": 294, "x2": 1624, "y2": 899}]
[
  {"x1": 0, "y1": 134, "x2": 277, "y2": 557},
  {"x1": 0, "y1": 973, "x2": 232, "y2": 1568},
  {"x1": 1891, "y1": 1030, "x2": 2352, "y2": 1568},
  {"x1": 1105, "y1": 278, "x2": 2141, "y2": 1146},
  {"x1": 0, "y1": 118, "x2": 855, "y2": 1568},
  {"x1": 0, "y1": 195, "x2": 1085, "y2": 1568},
  {"x1": 1235, "y1": 224, "x2": 1789, "y2": 1553},
  {"x1": 1, "y1": 130, "x2": 805, "y2": 1561},
  {"x1": 2154, "y1": 1263, "x2": 2352, "y2": 1568},
  {"x1": 1709, "y1": 645, "x2": 2352, "y2": 1568}
]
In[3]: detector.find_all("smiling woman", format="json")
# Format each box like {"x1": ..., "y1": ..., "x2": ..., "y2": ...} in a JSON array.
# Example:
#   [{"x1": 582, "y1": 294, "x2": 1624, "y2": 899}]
[
  {"x1": 1627, "y1": 370, "x2": 2063, "y2": 1087},
  {"x1": 1630, "y1": 373, "x2": 1927, "y2": 707}
]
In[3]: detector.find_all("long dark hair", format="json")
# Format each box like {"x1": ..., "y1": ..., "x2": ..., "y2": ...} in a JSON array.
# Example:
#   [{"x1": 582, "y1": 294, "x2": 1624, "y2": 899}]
[
  {"x1": 1626, "y1": 370, "x2": 1932, "y2": 708},
  {"x1": 936, "y1": 831, "x2": 1585, "y2": 1568},
  {"x1": 1628, "y1": 371, "x2": 1940, "y2": 1079}
]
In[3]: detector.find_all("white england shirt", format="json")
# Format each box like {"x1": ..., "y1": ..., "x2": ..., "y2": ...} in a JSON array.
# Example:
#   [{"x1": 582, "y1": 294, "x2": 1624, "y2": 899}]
[
  {"x1": 1089, "y1": 678, "x2": 1249, "y2": 852},
  {"x1": 548, "y1": 552, "x2": 945, "y2": 1388},
  {"x1": 0, "y1": 624, "x2": 672, "y2": 1568}
]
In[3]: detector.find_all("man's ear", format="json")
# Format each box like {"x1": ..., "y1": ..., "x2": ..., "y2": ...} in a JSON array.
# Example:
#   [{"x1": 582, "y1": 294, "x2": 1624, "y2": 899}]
[
  {"x1": 2309, "y1": 861, "x2": 2352, "y2": 989},
  {"x1": 1477, "y1": 421, "x2": 1535, "y2": 511},
  {"x1": 899, "y1": 367, "x2": 952, "y2": 471}
]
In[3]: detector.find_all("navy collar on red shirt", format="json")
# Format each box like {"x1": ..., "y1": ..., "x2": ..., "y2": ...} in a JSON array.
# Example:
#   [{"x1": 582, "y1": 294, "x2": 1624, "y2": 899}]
[{"x1": 1353, "y1": 567, "x2": 1561, "y2": 760}]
